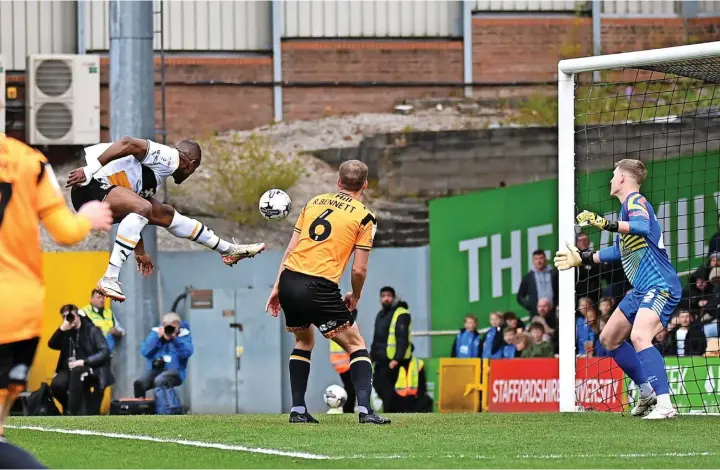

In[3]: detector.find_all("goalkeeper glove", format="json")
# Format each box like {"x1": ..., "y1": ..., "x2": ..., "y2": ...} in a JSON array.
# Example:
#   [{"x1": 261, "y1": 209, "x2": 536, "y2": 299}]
[
  {"x1": 576, "y1": 210, "x2": 618, "y2": 232},
  {"x1": 554, "y1": 242, "x2": 594, "y2": 271}
]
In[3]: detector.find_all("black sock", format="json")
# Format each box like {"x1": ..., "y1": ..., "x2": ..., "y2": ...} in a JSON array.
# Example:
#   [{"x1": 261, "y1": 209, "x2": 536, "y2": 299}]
[
  {"x1": 289, "y1": 349, "x2": 311, "y2": 413},
  {"x1": 0, "y1": 442, "x2": 46, "y2": 469},
  {"x1": 349, "y1": 349, "x2": 373, "y2": 414}
]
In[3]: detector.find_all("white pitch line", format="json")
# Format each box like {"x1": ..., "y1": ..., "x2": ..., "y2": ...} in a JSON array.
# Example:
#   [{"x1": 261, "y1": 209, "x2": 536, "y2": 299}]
[
  {"x1": 8, "y1": 425, "x2": 719, "y2": 462},
  {"x1": 6, "y1": 425, "x2": 332, "y2": 460}
]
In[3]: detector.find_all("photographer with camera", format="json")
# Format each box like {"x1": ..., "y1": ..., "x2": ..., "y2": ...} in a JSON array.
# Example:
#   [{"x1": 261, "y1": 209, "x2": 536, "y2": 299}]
[
  {"x1": 134, "y1": 313, "x2": 194, "y2": 398},
  {"x1": 48, "y1": 304, "x2": 114, "y2": 415}
]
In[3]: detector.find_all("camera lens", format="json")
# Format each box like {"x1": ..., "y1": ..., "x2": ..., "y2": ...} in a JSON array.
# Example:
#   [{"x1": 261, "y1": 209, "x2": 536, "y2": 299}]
[
  {"x1": 164, "y1": 325, "x2": 175, "y2": 336},
  {"x1": 65, "y1": 312, "x2": 75, "y2": 322}
]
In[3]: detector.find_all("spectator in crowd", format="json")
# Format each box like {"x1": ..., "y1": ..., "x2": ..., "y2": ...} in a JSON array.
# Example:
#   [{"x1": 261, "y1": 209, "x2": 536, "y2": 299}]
[
  {"x1": 532, "y1": 298, "x2": 558, "y2": 354},
  {"x1": 371, "y1": 286, "x2": 411, "y2": 413},
  {"x1": 82, "y1": 289, "x2": 124, "y2": 353},
  {"x1": 394, "y1": 344, "x2": 433, "y2": 413},
  {"x1": 703, "y1": 267, "x2": 720, "y2": 338},
  {"x1": 576, "y1": 296, "x2": 592, "y2": 317},
  {"x1": 664, "y1": 309, "x2": 707, "y2": 357},
  {"x1": 593, "y1": 316, "x2": 611, "y2": 357},
  {"x1": 522, "y1": 322, "x2": 554, "y2": 358},
  {"x1": 517, "y1": 249, "x2": 558, "y2": 316},
  {"x1": 653, "y1": 327, "x2": 670, "y2": 355},
  {"x1": 575, "y1": 232, "x2": 602, "y2": 302},
  {"x1": 481, "y1": 312, "x2": 505, "y2": 359},
  {"x1": 49, "y1": 304, "x2": 114, "y2": 415},
  {"x1": 515, "y1": 333, "x2": 531, "y2": 356},
  {"x1": 707, "y1": 220, "x2": 720, "y2": 256},
  {"x1": 597, "y1": 296, "x2": 615, "y2": 321},
  {"x1": 503, "y1": 311, "x2": 525, "y2": 333},
  {"x1": 682, "y1": 267, "x2": 717, "y2": 319},
  {"x1": 134, "y1": 312, "x2": 194, "y2": 398},
  {"x1": 576, "y1": 304, "x2": 598, "y2": 355},
  {"x1": 501, "y1": 328, "x2": 519, "y2": 358},
  {"x1": 450, "y1": 314, "x2": 482, "y2": 358}
]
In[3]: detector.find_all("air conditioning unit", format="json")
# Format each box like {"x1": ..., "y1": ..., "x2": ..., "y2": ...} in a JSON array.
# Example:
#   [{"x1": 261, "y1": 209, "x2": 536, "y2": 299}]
[
  {"x1": 0, "y1": 55, "x2": 5, "y2": 134},
  {"x1": 26, "y1": 54, "x2": 100, "y2": 145}
]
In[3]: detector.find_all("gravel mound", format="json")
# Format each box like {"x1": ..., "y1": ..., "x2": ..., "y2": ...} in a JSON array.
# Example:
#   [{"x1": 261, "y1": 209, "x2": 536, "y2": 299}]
[{"x1": 42, "y1": 110, "x2": 497, "y2": 252}]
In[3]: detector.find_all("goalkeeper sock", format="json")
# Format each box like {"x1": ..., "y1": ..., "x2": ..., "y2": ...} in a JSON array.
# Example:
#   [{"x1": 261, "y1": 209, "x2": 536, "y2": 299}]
[
  {"x1": 105, "y1": 213, "x2": 148, "y2": 278},
  {"x1": 349, "y1": 349, "x2": 373, "y2": 414},
  {"x1": 608, "y1": 341, "x2": 652, "y2": 397},
  {"x1": 166, "y1": 211, "x2": 232, "y2": 254},
  {"x1": 637, "y1": 346, "x2": 671, "y2": 405},
  {"x1": 289, "y1": 349, "x2": 311, "y2": 414}
]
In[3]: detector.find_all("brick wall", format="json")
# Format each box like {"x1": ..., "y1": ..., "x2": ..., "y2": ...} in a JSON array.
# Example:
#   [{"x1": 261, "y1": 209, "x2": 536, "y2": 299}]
[
  {"x1": 99, "y1": 57, "x2": 273, "y2": 142},
  {"x1": 281, "y1": 40, "x2": 463, "y2": 121},
  {"x1": 473, "y1": 17, "x2": 593, "y2": 83}
]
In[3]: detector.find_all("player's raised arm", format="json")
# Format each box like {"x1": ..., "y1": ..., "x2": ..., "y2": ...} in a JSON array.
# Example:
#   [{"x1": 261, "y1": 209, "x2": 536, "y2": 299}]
[
  {"x1": 66, "y1": 136, "x2": 149, "y2": 187},
  {"x1": 38, "y1": 163, "x2": 112, "y2": 245}
]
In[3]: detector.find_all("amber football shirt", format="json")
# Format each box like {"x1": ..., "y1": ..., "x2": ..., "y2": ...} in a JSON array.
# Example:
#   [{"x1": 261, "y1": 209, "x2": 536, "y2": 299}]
[
  {"x1": 284, "y1": 192, "x2": 376, "y2": 284},
  {"x1": 0, "y1": 135, "x2": 91, "y2": 344}
]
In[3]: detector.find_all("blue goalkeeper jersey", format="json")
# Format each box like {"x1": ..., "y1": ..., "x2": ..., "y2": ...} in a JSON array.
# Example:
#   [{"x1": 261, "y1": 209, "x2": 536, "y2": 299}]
[{"x1": 598, "y1": 192, "x2": 681, "y2": 294}]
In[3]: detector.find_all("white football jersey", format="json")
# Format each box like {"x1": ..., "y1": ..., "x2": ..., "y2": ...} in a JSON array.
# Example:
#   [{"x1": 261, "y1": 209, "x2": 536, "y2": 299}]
[{"x1": 85, "y1": 140, "x2": 180, "y2": 199}]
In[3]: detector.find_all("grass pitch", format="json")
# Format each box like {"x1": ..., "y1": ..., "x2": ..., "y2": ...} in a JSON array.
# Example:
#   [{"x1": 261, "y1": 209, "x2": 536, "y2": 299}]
[{"x1": 7, "y1": 413, "x2": 720, "y2": 468}]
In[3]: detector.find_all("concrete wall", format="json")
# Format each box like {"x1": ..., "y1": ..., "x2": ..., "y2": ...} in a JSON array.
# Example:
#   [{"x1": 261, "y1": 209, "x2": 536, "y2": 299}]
[
  {"x1": 314, "y1": 120, "x2": 720, "y2": 199},
  {"x1": 157, "y1": 246, "x2": 430, "y2": 413}
]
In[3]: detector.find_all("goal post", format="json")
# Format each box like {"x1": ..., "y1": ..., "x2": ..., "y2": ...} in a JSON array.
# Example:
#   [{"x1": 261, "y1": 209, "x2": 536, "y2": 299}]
[{"x1": 557, "y1": 41, "x2": 720, "y2": 413}]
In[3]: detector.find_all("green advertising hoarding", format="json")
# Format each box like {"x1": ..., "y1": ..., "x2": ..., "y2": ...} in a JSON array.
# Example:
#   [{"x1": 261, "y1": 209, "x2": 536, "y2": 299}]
[
  {"x1": 430, "y1": 152, "x2": 720, "y2": 356},
  {"x1": 625, "y1": 357, "x2": 720, "y2": 414}
]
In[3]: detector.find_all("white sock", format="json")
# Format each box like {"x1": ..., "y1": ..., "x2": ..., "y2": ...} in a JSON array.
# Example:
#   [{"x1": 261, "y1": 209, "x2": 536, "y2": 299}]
[
  {"x1": 656, "y1": 393, "x2": 673, "y2": 408},
  {"x1": 291, "y1": 406, "x2": 306, "y2": 414},
  {"x1": 639, "y1": 382, "x2": 653, "y2": 398},
  {"x1": 167, "y1": 211, "x2": 232, "y2": 254},
  {"x1": 104, "y1": 213, "x2": 148, "y2": 278}
]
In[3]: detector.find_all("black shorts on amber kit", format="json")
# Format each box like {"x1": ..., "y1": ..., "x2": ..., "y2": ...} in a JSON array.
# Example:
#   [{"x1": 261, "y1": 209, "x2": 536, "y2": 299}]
[
  {"x1": 0, "y1": 338, "x2": 39, "y2": 388},
  {"x1": 70, "y1": 179, "x2": 116, "y2": 212},
  {"x1": 278, "y1": 269, "x2": 354, "y2": 338}
]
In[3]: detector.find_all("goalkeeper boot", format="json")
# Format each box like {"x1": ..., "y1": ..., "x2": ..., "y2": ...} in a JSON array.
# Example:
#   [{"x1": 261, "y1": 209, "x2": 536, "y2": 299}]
[
  {"x1": 221, "y1": 240, "x2": 266, "y2": 267},
  {"x1": 289, "y1": 410, "x2": 319, "y2": 424},
  {"x1": 630, "y1": 392, "x2": 656, "y2": 417},
  {"x1": 97, "y1": 277, "x2": 125, "y2": 302},
  {"x1": 642, "y1": 403, "x2": 677, "y2": 420},
  {"x1": 359, "y1": 412, "x2": 391, "y2": 425}
]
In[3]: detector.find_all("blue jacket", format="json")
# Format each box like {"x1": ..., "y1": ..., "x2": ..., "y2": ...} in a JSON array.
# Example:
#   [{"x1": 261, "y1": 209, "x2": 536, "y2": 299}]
[
  {"x1": 575, "y1": 316, "x2": 596, "y2": 355},
  {"x1": 140, "y1": 321, "x2": 194, "y2": 381},
  {"x1": 501, "y1": 344, "x2": 517, "y2": 358},
  {"x1": 482, "y1": 327, "x2": 504, "y2": 359},
  {"x1": 451, "y1": 330, "x2": 481, "y2": 358}
]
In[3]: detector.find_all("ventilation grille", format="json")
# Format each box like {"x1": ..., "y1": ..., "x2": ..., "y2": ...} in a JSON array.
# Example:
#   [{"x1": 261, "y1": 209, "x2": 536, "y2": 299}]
[
  {"x1": 36, "y1": 102, "x2": 72, "y2": 139},
  {"x1": 35, "y1": 59, "x2": 72, "y2": 97}
]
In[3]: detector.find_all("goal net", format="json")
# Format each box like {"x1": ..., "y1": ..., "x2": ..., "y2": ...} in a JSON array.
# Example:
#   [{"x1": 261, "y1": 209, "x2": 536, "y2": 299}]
[{"x1": 558, "y1": 42, "x2": 720, "y2": 414}]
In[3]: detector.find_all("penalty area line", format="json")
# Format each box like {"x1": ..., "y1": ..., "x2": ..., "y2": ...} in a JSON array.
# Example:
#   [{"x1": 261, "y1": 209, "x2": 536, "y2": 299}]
[{"x1": 6, "y1": 425, "x2": 332, "y2": 460}]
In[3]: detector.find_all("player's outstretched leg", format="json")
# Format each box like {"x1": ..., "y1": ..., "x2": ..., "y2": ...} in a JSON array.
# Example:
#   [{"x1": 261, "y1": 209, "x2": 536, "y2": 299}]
[
  {"x1": 97, "y1": 189, "x2": 152, "y2": 301},
  {"x1": 633, "y1": 308, "x2": 677, "y2": 420},
  {"x1": 288, "y1": 329, "x2": 318, "y2": 424},
  {"x1": 148, "y1": 200, "x2": 265, "y2": 266},
  {"x1": 599, "y1": 310, "x2": 656, "y2": 417},
  {"x1": 333, "y1": 324, "x2": 391, "y2": 425}
]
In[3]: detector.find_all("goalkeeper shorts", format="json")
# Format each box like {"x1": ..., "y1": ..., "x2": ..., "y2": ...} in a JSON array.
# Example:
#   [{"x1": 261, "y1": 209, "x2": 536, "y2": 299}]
[{"x1": 619, "y1": 288, "x2": 681, "y2": 327}]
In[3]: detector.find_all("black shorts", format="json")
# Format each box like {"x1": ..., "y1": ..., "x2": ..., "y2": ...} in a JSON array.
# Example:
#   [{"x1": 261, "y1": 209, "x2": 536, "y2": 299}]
[
  {"x1": 70, "y1": 179, "x2": 116, "y2": 212},
  {"x1": 0, "y1": 338, "x2": 39, "y2": 388},
  {"x1": 278, "y1": 269, "x2": 354, "y2": 338}
]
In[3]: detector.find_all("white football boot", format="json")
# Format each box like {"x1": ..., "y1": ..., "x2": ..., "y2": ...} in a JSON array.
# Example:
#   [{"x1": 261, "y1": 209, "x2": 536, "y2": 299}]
[
  {"x1": 221, "y1": 240, "x2": 266, "y2": 267},
  {"x1": 97, "y1": 277, "x2": 125, "y2": 302},
  {"x1": 642, "y1": 403, "x2": 678, "y2": 420},
  {"x1": 631, "y1": 392, "x2": 657, "y2": 417}
]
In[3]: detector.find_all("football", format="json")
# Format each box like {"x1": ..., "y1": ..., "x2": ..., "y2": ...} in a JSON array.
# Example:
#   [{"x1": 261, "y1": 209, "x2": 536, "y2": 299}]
[
  {"x1": 259, "y1": 189, "x2": 292, "y2": 221},
  {"x1": 323, "y1": 384, "x2": 348, "y2": 409}
]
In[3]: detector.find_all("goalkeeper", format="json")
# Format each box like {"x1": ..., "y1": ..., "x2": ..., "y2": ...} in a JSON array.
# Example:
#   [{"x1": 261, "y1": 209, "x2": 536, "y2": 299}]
[{"x1": 554, "y1": 159, "x2": 681, "y2": 420}]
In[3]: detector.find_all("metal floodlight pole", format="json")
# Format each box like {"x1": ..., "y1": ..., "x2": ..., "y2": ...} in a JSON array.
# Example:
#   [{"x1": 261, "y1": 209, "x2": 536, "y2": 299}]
[{"x1": 108, "y1": 0, "x2": 159, "y2": 399}]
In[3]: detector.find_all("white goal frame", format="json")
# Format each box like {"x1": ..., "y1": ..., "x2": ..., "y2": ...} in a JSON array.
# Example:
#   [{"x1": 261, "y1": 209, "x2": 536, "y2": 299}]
[{"x1": 557, "y1": 41, "x2": 720, "y2": 412}]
